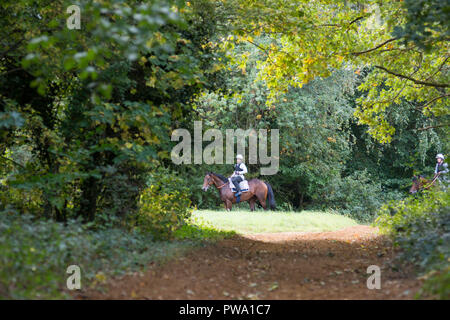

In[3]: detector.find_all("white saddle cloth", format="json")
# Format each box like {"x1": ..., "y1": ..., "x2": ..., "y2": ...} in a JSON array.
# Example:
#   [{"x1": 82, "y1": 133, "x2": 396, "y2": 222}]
[{"x1": 229, "y1": 178, "x2": 249, "y2": 192}]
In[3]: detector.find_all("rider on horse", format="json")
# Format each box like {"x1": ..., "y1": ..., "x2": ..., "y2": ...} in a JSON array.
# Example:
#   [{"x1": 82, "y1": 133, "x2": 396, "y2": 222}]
[
  {"x1": 231, "y1": 154, "x2": 247, "y2": 196},
  {"x1": 435, "y1": 153, "x2": 448, "y2": 189}
]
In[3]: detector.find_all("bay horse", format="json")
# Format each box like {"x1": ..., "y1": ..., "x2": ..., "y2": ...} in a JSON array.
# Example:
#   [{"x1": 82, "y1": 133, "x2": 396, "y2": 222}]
[
  {"x1": 202, "y1": 172, "x2": 276, "y2": 211},
  {"x1": 409, "y1": 174, "x2": 440, "y2": 194}
]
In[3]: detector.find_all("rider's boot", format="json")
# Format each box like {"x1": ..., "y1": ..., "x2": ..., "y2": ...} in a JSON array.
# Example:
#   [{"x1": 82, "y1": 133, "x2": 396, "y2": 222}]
[{"x1": 234, "y1": 181, "x2": 242, "y2": 197}]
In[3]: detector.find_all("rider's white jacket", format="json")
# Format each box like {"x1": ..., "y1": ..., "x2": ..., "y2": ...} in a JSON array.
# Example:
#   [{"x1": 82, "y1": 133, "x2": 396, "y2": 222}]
[{"x1": 231, "y1": 163, "x2": 247, "y2": 180}]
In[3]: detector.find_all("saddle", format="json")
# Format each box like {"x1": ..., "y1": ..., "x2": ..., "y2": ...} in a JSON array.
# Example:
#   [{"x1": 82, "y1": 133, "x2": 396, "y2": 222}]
[{"x1": 228, "y1": 178, "x2": 249, "y2": 193}]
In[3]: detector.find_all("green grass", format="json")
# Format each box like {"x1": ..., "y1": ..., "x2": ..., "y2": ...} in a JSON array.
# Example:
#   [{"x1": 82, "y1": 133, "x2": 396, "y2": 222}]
[
  {"x1": 191, "y1": 209, "x2": 359, "y2": 234},
  {"x1": 173, "y1": 222, "x2": 236, "y2": 241}
]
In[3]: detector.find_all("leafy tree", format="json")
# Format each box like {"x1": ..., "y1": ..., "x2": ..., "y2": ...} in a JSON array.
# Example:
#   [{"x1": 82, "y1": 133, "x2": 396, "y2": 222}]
[
  {"x1": 0, "y1": 0, "x2": 226, "y2": 223},
  {"x1": 215, "y1": 0, "x2": 449, "y2": 143},
  {"x1": 393, "y1": 0, "x2": 450, "y2": 50}
]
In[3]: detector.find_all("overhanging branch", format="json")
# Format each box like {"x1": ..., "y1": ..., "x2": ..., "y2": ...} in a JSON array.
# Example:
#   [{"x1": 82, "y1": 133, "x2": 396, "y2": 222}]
[
  {"x1": 375, "y1": 65, "x2": 450, "y2": 88},
  {"x1": 416, "y1": 94, "x2": 450, "y2": 110},
  {"x1": 351, "y1": 38, "x2": 398, "y2": 56},
  {"x1": 416, "y1": 123, "x2": 450, "y2": 131}
]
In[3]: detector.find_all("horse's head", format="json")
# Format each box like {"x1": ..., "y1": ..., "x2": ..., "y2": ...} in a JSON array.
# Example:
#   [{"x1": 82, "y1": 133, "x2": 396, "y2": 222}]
[
  {"x1": 202, "y1": 172, "x2": 214, "y2": 191},
  {"x1": 409, "y1": 175, "x2": 425, "y2": 194}
]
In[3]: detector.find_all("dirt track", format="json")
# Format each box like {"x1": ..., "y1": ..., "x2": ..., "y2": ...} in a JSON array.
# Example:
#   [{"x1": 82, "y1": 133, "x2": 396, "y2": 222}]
[{"x1": 77, "y1": 226, "x2": 422, "y2": 300}]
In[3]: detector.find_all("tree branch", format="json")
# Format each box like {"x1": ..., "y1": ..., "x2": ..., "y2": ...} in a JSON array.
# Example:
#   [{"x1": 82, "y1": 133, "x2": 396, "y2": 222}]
[
  {"x1": 348, "y1": 16, "x2": 365, "y2": 26},
  {"x1": 375, "y1": 65, "x2": 450, "y2": 88},
  {"x1": 0, "y1": 155, "x2": 25, "y2": 169},
  {"x1": 424, "y1": 56, "x2": 450, "y2": 82},
  {"x1": 416, "y1": 94, "x2": 450, "y2": 110},
  {"x1": 416, "y1": 123, "x2": 450, "y2": 131},
  {"x1": 0, "y1": 36, "x2": 26, "y2": 60},
  {"x1": 0, "y1": 67, "x2": 22, "y2": 77},
  {"x1": 351, "y1": 38, "x2": 398, "y2": 56}
]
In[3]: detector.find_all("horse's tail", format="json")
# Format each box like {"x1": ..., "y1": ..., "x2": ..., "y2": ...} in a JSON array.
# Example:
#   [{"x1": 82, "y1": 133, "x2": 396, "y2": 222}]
[{"x1": 264, "y1": 182, "x2": 276, "y2": 210}]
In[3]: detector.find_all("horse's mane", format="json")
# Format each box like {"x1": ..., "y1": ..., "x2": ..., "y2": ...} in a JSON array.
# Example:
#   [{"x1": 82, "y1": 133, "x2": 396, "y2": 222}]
[{"x1": 210, "y1": 172, "x2": 228, "y2": 183}]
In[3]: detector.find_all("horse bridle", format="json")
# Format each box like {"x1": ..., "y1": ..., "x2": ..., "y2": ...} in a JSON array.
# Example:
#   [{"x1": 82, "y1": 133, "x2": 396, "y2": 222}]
[{"x1": 208, "y1": 174, "x2": 228, "y2": 189}]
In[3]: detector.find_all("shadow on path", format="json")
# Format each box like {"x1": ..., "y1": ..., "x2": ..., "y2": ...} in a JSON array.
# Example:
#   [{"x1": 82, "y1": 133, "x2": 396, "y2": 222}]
[{"x1": 77, "y1": 226, "x2": 421, "y2": 300}]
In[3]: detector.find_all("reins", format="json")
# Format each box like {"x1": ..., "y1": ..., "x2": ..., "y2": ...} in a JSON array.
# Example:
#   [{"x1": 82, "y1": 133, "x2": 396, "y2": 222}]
[{"x1": 423, "y1": 173, "x2": 440, "y2": 189}]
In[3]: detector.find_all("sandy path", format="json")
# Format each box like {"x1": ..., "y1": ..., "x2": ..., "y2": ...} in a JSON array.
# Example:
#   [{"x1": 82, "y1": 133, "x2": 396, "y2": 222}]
[{"x1": 76, "y1": 226, "x2": 422, "y2": 300}]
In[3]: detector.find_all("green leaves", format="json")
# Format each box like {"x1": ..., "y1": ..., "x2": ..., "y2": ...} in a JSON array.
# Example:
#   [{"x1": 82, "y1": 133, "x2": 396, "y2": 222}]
[
  {"x1": 220, "y1": 0, "x2": 449, "y2": 143},
  {"x1": 134, "y1": 183, "x2": 193, "y2": 240},
  {"x1": 392, "y1": 0, "x2": 450, "y2": 51},
  {"x1": 1, "y1": 0, "x2": 223, "y2": 222},
  {"x1": 375, "y1": 189, "x2": 450, "y2": 298},
  {"x1": 0, "y1": 110, "x2": 24, "y2": 130},
  {"x1": 19, "y1": 0, "x2": 188, "y2": 101}
]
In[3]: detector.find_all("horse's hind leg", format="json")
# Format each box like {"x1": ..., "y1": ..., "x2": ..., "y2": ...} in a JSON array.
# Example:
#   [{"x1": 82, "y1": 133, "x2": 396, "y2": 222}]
[{"x1": 256, "y1": 192, "x2": 267, "y2": 210}]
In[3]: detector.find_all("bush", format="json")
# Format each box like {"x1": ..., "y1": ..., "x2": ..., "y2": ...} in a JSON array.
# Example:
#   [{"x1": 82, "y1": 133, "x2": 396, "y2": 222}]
[
  {"x1": 313, "y1": 170, "x2": 387, "y2": 222},
  {"x1": 375, "y1": 189, "x2": 450, "y2": 299},
  {"x1": 0, "y1": 211, "x2": 195, "y2": 299},
  {"x1": 419, "y1": 266, "x2": 450, "y2": 300},
  {"x1": 146, "y1": 167, "x2": 192, "y2": 196},
  {"x1": 134, "y1": 185, "x2": 193, "y2": 240}
]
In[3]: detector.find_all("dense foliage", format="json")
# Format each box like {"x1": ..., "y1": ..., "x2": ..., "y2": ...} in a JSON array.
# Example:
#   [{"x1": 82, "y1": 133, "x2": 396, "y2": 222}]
[
  {"x1": 0, "y1": 211, "x2": 233, "y2": 299},
  {"x1": 0, "y1": 0, "x2": 448, "y2": 299},
  {"x1": 218, "y1": 0, "x2": 449, "y2": 143},
  {"x1": 1, "y1": 0, "x2": 225, "y2": 227},
  {"x1": 1, "y1": 0, "x2": 446, "y2": 227},
  {"x1": 176, "y1": 41, "x2": 444, "y2": 222},
  {"x1": 376, "y1": 189, "x2": 450, "y2": 299},
  {"x1": 135, "y1": 185, "x2": 192, "y2": 239}
]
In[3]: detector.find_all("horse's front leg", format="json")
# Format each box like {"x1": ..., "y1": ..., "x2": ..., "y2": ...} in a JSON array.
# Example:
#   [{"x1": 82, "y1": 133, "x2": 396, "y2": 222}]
[
  {"x1": 249, "y1": 197, "x2": 256, "y2": 211},
  {"x1": 225, "y1": 199, "x2": 232, "y2": 211}
]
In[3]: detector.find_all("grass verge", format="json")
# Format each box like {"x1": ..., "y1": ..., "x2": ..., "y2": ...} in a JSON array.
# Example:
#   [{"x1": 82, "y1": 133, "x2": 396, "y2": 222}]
[{"x1": 192, "y1": 209, "x2": 359, "y2": 234}]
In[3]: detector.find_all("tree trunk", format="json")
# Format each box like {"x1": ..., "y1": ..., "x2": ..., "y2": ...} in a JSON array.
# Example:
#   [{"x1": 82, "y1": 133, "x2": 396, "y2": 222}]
[
  {"x1": 299, "y1": 192, "x2": 304, "y2": 210},
  {"x1": 79, "y1": 176, "x2": 99, "y2": 222}
]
